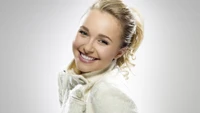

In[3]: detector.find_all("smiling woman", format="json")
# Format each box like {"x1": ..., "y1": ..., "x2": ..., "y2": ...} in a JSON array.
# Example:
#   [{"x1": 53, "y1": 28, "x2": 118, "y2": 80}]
[
  {"x1": 58, "y1": 0, "x2": 144, "y2": 113},
  {"x1": 73, "y1": 9, "x2": 123, "y2": 73}
]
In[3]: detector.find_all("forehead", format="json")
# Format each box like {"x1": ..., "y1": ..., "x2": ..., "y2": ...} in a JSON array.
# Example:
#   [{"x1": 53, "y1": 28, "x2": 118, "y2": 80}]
[{"x1": 80, "y1": 9, "x2": 122, "y2": 40}]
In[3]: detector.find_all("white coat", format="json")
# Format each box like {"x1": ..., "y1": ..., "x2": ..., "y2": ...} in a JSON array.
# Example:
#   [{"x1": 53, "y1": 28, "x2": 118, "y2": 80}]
[{"x1": 58, "y1": 62, "x2": 137, "y2": 113}]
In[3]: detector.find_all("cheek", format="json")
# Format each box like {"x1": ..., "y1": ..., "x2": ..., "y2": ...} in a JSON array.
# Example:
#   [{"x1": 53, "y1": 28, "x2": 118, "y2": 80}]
[
  {"x1": 98, "y1": 47, "x2": 119, "y2": 60},
  {"x1": 72, "y1": 40, "x2": 78, "y2": 50},
  {"x1": 72, "y1": 35, "x2": 81, "y2": 50}
]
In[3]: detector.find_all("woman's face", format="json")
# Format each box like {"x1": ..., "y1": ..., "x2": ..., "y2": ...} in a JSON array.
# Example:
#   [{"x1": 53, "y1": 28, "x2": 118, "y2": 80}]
[{"x1": 73, "y1": 9, "x2": 124, "y2": 73}]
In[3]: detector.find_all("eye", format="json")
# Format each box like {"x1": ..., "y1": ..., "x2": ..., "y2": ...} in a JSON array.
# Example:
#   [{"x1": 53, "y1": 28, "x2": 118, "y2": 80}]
[
  {"x1": 98, "y1": 39, "x2": 109, "y2": 45},
  {"x1": 79, "y1": 30, "x2": 88, "y2": 36}
]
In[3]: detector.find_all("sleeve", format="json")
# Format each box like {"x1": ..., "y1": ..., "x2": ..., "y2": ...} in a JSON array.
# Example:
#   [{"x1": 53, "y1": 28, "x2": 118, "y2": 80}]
[
  {"x1": 90, "y1": 82, "x2": 138, "y2": 113},
  {"x1": 58, "y1": 70, "x2": 69, "y2": 107}
]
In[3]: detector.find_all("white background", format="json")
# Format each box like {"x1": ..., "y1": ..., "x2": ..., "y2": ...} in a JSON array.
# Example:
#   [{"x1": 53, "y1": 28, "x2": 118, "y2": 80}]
[{"x1": 0, "y1": 0, "x2": 199, "y2": 113}]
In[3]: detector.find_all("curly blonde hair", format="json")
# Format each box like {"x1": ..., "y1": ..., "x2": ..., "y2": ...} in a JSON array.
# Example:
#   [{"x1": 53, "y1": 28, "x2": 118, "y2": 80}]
[{"x1": 68, "y1": 0, "x2": 144, "y2": 73}]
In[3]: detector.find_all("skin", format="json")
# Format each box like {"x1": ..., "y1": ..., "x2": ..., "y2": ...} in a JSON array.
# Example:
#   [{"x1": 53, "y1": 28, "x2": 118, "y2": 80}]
[{"x1": 72, "y1": 9, "x2": 126, "y2": 73}]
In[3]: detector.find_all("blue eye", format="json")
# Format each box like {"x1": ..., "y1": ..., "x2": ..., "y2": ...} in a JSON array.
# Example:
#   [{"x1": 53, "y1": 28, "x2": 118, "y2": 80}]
[
  {"x1": 79, "y1": 30, "x2": 88, "y2": 36},
  {"x1": 99, "y1": 40, "x2": 109, "y2": 45}
]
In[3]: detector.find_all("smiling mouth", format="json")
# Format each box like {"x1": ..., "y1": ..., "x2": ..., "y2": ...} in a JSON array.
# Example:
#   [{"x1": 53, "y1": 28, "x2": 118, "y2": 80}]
[{"x1": 79, "y1": 51, "x2": 99, "y2": 62}]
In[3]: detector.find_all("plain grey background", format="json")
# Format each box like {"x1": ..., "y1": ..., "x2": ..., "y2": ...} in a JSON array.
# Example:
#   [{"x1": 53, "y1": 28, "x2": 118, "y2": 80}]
[{"x1": 0, "y1": 0, "x2": 199, "y2": 113}]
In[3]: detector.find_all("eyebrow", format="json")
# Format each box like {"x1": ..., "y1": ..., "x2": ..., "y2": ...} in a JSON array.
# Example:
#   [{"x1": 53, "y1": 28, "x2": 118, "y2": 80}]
[
  {"x1": 80, "y1": 25, "x2": 112, "y2": 42},
  {"x1": 98, "y1": 34, "x2": 113, "y2": 42},
  {"x1": 80, "y1": 26, "x2": 89, "y2": 32}
]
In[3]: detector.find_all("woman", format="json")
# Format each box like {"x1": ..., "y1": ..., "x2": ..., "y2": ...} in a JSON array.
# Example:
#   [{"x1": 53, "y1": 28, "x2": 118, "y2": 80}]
[{"x1": 58, "y1": 0, "x2": 144, "y2": 112}]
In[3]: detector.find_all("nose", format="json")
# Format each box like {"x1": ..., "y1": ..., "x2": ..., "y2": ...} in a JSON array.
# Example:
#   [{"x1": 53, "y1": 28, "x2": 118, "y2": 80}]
[{"x1": 83, "y1": 41, "x2": 94, "y2": 54}]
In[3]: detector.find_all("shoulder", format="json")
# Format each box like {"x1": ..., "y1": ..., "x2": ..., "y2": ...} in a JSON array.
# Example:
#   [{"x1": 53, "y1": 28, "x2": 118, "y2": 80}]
[
  {"x1": 89, "y1": 67, "x2": 137, "y2": 113},
  {"x1": 58, "y1": 70, "x2": 69, "y2": 89},
  {"x1": 57, "y1": 70, "x2": 69, "y2": 106}
]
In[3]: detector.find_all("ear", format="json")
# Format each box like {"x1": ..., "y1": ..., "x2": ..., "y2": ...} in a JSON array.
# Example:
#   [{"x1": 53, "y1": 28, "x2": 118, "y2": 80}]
[{"x1": 114, "y1": 47, "x2": 128, "y2": 59}]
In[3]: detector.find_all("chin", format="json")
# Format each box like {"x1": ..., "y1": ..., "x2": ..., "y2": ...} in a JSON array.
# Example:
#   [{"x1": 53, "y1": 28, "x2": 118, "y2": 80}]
[
  {"x1": 77, "y1": 66, "x2": 93, "y2": 73},
  {"x1": 75, "y1": 61, "x2": 92, "y2": 73}
]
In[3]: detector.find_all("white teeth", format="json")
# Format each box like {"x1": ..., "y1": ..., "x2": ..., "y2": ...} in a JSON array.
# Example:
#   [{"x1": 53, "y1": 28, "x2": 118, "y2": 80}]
[{"x1": 81, "y1": 53, "x2": 95, "y2": 61}]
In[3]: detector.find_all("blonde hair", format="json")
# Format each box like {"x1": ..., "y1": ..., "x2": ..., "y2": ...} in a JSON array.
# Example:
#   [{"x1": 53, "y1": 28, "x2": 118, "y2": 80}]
[{"x1": 68, "y1": 0, "x2": 144, "y2": 73}]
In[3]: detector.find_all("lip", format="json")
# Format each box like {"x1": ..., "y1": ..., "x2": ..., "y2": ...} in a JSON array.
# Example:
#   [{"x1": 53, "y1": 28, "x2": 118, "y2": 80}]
[{"x1": 78, "y1": 51, "x2": 99, "y2": 63}]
